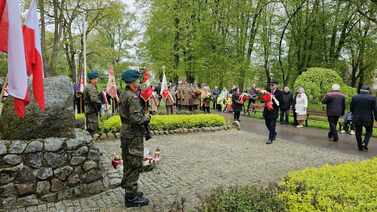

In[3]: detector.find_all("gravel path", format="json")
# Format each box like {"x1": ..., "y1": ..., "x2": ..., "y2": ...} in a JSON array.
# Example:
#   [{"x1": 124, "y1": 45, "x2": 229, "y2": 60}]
[{"x1": 13, "y1": 129, "x2": 369, "y2": 211}]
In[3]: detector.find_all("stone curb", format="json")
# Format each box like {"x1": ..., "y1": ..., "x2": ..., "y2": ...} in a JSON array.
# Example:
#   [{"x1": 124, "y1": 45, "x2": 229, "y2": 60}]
[{"x1": 93, "y1": 125, "x2": 239, "y2": 142}]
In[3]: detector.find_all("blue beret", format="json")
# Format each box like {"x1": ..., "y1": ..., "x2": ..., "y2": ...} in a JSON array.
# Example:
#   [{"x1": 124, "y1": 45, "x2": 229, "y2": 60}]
[
  {"x1": 87, "y1": 70, "x2": 98, "y2": 80},
  {"x1": 122, "y1": 69, "x2": 140, "y2": 83}
]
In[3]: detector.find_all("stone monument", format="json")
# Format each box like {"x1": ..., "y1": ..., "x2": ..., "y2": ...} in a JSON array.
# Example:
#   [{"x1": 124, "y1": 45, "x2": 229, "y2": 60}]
[
  {"x1": 0, "y1": 76, "x2": 75, "y2": 140},
  {"x1": 0, "y1": 76, "x2": 107, "y2": 209}
]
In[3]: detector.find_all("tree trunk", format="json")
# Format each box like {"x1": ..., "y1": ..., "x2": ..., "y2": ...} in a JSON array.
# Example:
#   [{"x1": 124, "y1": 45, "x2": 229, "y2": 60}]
[{"x1": 38, "y1": 0, "x2": 49, "y2": 76}]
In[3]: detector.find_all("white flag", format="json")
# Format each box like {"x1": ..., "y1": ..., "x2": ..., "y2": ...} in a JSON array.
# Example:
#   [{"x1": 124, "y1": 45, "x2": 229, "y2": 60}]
[{"x1": 6, "y1": 0, "x2": 28, "y2": 100}]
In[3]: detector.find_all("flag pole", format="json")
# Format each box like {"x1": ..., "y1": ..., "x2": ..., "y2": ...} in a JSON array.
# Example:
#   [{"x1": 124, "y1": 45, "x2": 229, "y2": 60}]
[
  {"x1": 83, "y1": 14, "x2": 87, "y2": 87},
  {"x1": 82, "y1": 14, "x2": 87, "y2": 131},
  {"x1": 0, "y1": 76, "x2": 8, "y2": 116}
]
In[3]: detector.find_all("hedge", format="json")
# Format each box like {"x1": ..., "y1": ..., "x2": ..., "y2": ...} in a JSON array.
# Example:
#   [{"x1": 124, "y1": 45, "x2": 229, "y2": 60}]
[
  {"x1": 294, "y1": 67, "x2": 356, "y2": 104},
  {"x1": 197, "y1": 157, "x2": 377, "y2": 211},
  {"x1": 101, "y1": 114, "x2": 226, "y2": 132},
  {"x1": 280, "y1": 157, "x2": 377, "y2": 211}
]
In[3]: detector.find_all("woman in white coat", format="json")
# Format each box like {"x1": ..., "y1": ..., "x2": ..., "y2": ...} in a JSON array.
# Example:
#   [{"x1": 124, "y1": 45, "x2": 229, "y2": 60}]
[{"x1": 294, "y1": 87, "x2": 308, "y2": 128}]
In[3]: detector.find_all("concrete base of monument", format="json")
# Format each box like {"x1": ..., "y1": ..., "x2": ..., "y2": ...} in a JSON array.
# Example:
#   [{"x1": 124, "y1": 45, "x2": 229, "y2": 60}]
[{"x1": 0, "y1": 129, "x2": 110, "y2": 209}]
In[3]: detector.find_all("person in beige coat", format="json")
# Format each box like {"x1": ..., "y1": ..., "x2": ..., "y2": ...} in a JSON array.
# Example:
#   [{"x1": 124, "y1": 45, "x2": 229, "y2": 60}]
[
  {"x1": 191, "y1": 84, "x2": 201, "y2": 111},
  {"x1": 180, "y1": 81, "x2": 192, "y2": 110}
]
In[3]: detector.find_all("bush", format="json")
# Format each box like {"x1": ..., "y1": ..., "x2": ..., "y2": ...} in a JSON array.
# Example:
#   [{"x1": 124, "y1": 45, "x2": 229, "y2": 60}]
[
  {"x1": 279, "y1": 157, "x2": 377, "y2": 211},
  {"x1": 150, "y1": 114, "x2": 225, "y2": 130},
  {"x1": 101, "y1": 114, "x2": 226, "y2": 132},
  {"x1": 102, "y1": 115, "x2": 121, "y2": 133},
  {"x1": 197, "y1": 185, "x2": 287, "y2": 212},
  {"x1": 198, "y1": 158, "x2": 377, "y2": 212},
  {"x1": 341, "y1": 84, "x2": 357, "y2": 105},
  {"x1": 294, "y1": 68, "x2": 347, "y2": 104},
  {"x1": 75, "y1": 113, "x2": 85, "y2": 122}
]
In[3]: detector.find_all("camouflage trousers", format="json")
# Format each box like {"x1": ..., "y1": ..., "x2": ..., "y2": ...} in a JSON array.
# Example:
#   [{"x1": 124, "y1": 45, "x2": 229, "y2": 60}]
[
  {"x1": 85, "y1": 113, "x2": 98, "y2": 135},
  {"x1": 120, "y1": 136, "x2": 144, "y2": 195}
]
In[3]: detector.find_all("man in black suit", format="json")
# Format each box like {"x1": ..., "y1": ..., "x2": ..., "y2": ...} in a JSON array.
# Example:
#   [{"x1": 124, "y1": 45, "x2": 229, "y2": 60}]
[{"x1": 350, "y1": 85, "x2": 377, "y2": 151}]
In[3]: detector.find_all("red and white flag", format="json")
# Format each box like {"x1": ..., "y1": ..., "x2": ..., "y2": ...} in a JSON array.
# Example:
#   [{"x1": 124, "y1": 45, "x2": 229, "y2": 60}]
[
  {"x1": 140, "y1": 70, "x2": 153, "y2": 102},
  {"x1": 79, "y1": 69, "x2": 85, "y2": 93},
  {"x1": 24, "y1": 0, "x2": 45, "y2": 112},
  {"x1": 160, "y1": 71, "x2": 169, "y2": 98},
  {"x1": 0, "y1": 0, "x2": 29, "y2": 118},
  {"x1": 106, "y1": 65, "x2": 119, "y2": 101},
  {"x1": 0, "y1": 0, "x2": 6, "y2": 52}
]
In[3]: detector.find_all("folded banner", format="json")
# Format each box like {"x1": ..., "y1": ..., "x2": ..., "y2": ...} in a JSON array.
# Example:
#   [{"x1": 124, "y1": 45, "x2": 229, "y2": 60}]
[
  {"x1": 106, "y1": 65, "x2": 119, "y2": 101},
  {"x1": 24, "y1": 0, "x2": 45, "y2": 112}
]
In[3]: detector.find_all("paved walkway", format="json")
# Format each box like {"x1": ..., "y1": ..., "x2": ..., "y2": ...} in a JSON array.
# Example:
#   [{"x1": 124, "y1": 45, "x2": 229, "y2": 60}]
[
  {"x1": 222, "y1": 112, "x2": 377, "y2": 157},
  {"x1": 12, "y1": 124, "x2": 371, "y2": 211}
]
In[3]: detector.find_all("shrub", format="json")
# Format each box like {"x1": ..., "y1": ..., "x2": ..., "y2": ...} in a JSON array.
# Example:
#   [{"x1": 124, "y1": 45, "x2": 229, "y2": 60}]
[
  {"x1": 101, "y1": 114, "x2": 226, "y2": 132},
  {"x1": 294, "y1": 68, "x2": 343, "y2": 104},
  {"x1": 74, "y1": 113, "x2": 86, "y2": 129},
  {"x1": 279, "y1": 157, "x2": 377, "y2": 211},
  {"x1": 341, "y1": 84, "x2": 357, "y2": 105},
  {"x1": 75, "y1": 113, "x2": 85, "y2": 122},
  {"x1": 150, "y1": 114, "x2": 225, "y2": 130},
  {"x1": 102, "y1": 115, "x2": 121, "y2": 133},
  {"x1": 197, "y1": 185, "x2": 287, "y2": 212}
]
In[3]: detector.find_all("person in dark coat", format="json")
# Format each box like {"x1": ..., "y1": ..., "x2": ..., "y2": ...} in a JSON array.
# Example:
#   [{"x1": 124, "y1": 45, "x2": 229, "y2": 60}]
[
  {"x1": 322, "y1": 84, "x2": 346, "y2": 142},
  {"x1": 259, "y1": 88, "x2": 280, "y2": 144},
  {"x1": 350, "y1": 85, "x2": 377, "y2": 151},
  {"x1": 280, "y1": 86, "x2": 293, "y2": 124},
  {"x1": 262, "y1": 80, "x2": 281, "y2": 144},
  {"x1": 246, "y1": 83, "x2": 257, "y2": 115},
  {"x1": 83, "y1": 71, "x2": 101, "y2": 136},
  {"x1": 232, "y1": 88, "x2": 243, "y2": 122},
  {"x1": 212, "y1": 86, "x2": 221, "y2": 110},
  {"x1": 292, "y1": 91, "x2": 299, "y2": 126}
]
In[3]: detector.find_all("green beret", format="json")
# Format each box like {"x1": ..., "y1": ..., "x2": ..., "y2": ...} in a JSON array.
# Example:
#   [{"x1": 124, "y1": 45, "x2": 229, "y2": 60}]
[
  {"x1": 87, "y1": 70, "x2": 98, "y2": 80},
  {"x1": 122, "y1": 69, "x2": 140, "y2": 83}
]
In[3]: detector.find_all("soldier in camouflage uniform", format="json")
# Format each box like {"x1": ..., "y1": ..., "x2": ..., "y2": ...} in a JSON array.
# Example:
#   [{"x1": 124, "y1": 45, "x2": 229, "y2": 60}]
[
  {"x1": 84, "y1": 71, "x2": 101, "y2": 136},
  {"x1": 119, "y1": 69, "x2": 150, "y2": 208}
]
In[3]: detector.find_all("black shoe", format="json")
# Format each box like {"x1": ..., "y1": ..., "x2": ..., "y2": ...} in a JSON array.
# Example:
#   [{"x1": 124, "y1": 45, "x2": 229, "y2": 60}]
[
  {"x1": 328, "y1": 132, "x2": 332, "y2": 141},
  {"x1": 358, "y1": 146, "x2": 364, "y2": 151},
  {"x1": 363, "y1": 145, "x2": 369, "y2": 152},
  {"x1": 125, "y1": 195, "x2": 149, "y2": 208},
  {"x1": 266, "y1": 140, "x2": 273, "y2": 144},
  {"x1": 126, "y1": 192, "x2": 144, "y2": 197}
]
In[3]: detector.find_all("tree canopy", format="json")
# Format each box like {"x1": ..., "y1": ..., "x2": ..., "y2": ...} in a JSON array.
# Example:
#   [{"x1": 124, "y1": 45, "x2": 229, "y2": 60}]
[
  {"x1": 142, "y1": 0, "x2": 377, "y2": 90},
  {"x1": 1, "y1": 0, "x2": 376, "y2": 90}
]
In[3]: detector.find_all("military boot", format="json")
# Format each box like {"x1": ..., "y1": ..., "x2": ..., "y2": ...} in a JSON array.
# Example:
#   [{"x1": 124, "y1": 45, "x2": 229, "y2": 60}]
[{"x1": 125, "y1": 193, "x2": 149, "y2": 208}]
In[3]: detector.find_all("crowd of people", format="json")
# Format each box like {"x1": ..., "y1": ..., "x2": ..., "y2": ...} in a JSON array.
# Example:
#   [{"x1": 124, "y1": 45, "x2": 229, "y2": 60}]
[
  {"x1": 232, "y1": 81, "x2": 377, "y2": 151},
  {"x1": 78, "y1": 70, "x2": 377, "y2": 151},
  {"x1": 76, "y1": 68, "x2": 377, "y2": 208}
]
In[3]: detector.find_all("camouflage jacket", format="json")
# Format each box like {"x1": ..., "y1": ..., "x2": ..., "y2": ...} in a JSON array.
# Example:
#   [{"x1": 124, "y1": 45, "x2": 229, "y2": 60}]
[
  {"x1": 119, "y1": 88, "x2": 149, "y2": 138},
  {"x1": 84, "y1": 84, "x2": 101, "y2": 114}
]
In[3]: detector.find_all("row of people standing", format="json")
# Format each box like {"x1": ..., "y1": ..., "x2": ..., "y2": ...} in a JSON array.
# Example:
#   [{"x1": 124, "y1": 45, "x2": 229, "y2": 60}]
[
  {"x1": 229, "y1": 81, "x2": 307, "y2": 144},
  {"x1": 254, "y1": 82, "x2": 308, "y2": 128},
  {"x1": 165, "y1": 81, "x2": 212, "y2": 114},
  {"x1": 253, "y1": 81, "x2": 376, "y2": 151}
]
